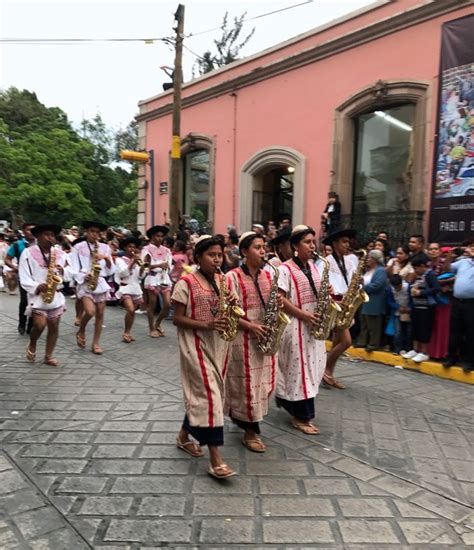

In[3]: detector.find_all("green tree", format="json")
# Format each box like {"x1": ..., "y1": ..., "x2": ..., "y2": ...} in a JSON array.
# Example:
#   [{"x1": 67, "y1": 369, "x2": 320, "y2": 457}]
[{"x1": 194, "y1": 12, "x2": 255, "y2": 75}]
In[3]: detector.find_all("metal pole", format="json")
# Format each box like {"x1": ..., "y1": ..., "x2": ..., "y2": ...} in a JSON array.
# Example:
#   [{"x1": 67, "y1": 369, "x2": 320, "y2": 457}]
[
  {"x1": 169, "y1": 4, "x2": 185, "y2": 234},
  {"x1": 148, "y1": 149, "x2": 155, "y2": 225}
]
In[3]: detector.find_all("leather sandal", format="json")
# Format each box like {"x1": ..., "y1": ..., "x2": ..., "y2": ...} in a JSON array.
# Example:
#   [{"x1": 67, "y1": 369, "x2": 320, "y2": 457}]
[
  {"x1": 26, "y1": 346, "x2": 36, "y2": 362},
  {"x1": 44, "y1": 357, "x2": 59, "y2": 367},
  {"x1": 242, "y1": 437, "x2": 266, "y2": 453},
  {"x1": 291, "y1": 420, "x2": 320, "y2": 435},
  {"x1": 149, "y1": 330, "x2": 161, "y2": 338},
  {"x1": 122, "y1": 334, "x2": 133, "y2": 343},
  {"x1": 176, "y1": 436, "x2": 204, "y2": 457},
  {"x1": 207, "y1": 463, "x2": 237, "y2": 479},
  {"x1": 91, "y1": 345, "x2": 103, "y2": 355},
  {"x1": 76, "y1": 332, "x2": 86, "y2": 349}
]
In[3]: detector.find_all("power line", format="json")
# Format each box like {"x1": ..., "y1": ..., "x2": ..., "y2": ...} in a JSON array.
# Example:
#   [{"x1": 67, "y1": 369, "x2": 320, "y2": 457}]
[
  {"x1": 186, "y1": 0, "x2": 315, "y2": 38},
  {"x1": 0, "y1": 37, "x2": 170, "y2": 44}
]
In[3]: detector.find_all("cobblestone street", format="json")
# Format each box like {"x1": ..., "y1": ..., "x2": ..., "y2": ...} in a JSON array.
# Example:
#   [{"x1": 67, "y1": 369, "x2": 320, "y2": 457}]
[{"x1": 0, "y1": 292, "x2": 473, "y2": 548}]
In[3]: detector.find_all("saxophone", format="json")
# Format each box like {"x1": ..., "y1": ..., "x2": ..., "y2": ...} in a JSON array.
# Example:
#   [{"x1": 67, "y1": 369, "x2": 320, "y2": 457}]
[
  {"x1": 87, "y1": 242, "x2": 101, "y2": 291},
  {"x1": 216, "y1": 267, "x2": 245, "y2": 342},
  {"x1": 335, "y1": 249, "x2": 369, "y2": 330},
  {"x1": 42, "y1": 248, "x2": 62, "y2": 304},
  {"x1": 257, "y1": 262, "x2": 291, "y2": 355},
  {"x1": 310, "y1": 253, "x2": 341, "y2": 340}
]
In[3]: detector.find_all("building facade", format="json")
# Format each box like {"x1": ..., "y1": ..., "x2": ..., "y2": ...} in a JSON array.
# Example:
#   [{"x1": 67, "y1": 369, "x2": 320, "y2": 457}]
[{"x1": 137, "y1": 0, "x2": 473, "y2": 244}]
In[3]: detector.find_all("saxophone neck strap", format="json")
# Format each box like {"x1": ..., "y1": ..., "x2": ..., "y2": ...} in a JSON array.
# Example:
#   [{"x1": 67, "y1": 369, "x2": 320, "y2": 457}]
[
  {"x1": 38, "y1": 245, "x2": 51, "y2": 268},
  {"x1": 292, "y1": 257, "x2": 318, "y2": 299},
  {"x1": 332, "y1": 252, "x2": 349, "y2": 286},
  {"x1": 240, "y1": 264, "x2": 266, "y2": 308}
]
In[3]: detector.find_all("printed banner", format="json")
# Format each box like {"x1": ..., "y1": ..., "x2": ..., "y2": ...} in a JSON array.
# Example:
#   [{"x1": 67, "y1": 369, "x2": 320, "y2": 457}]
[{"x1": 429, "y1": 14, "x2": 474, "y2": 244}]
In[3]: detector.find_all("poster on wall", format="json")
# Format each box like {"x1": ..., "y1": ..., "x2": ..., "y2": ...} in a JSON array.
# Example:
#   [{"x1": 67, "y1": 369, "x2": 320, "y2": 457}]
[{"x1": 429, "y1": 14, "x2": 474, "y2": 244}]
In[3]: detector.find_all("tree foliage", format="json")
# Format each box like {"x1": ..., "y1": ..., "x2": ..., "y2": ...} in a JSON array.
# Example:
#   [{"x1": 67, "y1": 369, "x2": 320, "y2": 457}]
[
  {"x1": 0, "y1": 87, "x2": 138, "y2": 228},
  {"x1": 194, "y1": 12, "x2": 255, "y2": 75}
]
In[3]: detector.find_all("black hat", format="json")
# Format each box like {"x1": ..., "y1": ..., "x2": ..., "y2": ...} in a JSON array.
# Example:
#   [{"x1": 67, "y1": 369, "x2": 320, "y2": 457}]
[
  {"x1": 271, "y1": 227, "x2": 292, "y2": 246},
  {"x1": 119, "y1": 236, "x2": 142, "y2": 250},
  {"x1": 146, "y1": 225, "x2": 169, "y2": 239},
  {"x1": 31, "y1": 224, "x2": 62, "y2": 237},
  {"x1": 83, "y1": 220, "x2": 108, "y2": 232},
  {"x1": 322, "y1": 228, "x2": 357, "y2": 246}
]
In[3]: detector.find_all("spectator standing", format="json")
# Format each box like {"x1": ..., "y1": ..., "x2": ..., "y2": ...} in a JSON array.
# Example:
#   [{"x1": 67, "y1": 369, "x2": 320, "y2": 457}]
[
  {"x1": 388, "y1": 274, "x2": 412, "y2": 354},
  {"x1": 170, "y1": 240, "x2": 189, "y2": 283},
  {"x1": 321, "y1": 191, "x2": 341, "y2": 236},
  {"x1": 0, "y1": 233, "x2": 8, "y2": 291},
  {"x1": 402, "y1": 254, "x2": 440, "y2": 363},
  {"x1": 443, "y1": 239, "x2": 474, "y2": 371},
  {"x1": 386, "y1": 246, "x2": 415, "y2": 281},
  {"x1": 354, "y1": 250, "x2": 387, "y2": 351},
  {"x1": 5, "y1": 223, "x2": 36, "y2": 334},
  {"x1": 427, "y1": 243, "x2": 452, "y2": 359}
]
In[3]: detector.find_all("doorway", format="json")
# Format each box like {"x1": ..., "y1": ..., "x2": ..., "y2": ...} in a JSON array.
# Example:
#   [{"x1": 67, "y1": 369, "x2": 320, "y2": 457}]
[{"x1": 252, "y1": 167, "x2": 293, "y2": 226}]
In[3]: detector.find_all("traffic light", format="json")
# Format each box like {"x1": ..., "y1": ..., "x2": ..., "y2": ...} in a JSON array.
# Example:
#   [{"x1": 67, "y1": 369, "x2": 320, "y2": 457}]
[{"x1": 120, "y1": 150, "x2": 150, "y2": 163}]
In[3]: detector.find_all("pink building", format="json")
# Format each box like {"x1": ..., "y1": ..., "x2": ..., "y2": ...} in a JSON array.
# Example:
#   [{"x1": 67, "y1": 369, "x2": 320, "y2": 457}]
[{"x1": 137, "y1": 0, "x2": 473, "y2": 244}]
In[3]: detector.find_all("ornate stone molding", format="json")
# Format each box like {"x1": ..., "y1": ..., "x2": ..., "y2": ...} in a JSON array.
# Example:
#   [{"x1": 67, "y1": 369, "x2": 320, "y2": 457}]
[
  {"x1": 239, "y1": 146, "x2": 306, "y2": 232},
  {"x1": 137, "y1": 0, "x2": 469, "y2": 122}
]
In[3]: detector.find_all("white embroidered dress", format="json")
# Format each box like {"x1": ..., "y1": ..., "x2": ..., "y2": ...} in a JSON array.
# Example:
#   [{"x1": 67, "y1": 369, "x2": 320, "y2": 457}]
[{"x1": 69, "y1": 241, "x2": 115, "y2": 297}]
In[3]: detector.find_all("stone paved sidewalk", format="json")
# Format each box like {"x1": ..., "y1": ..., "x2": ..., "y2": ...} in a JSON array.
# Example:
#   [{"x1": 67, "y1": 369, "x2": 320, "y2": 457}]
[{"x1": 0, "y1": 293, "x2": 473, "y2": 548}]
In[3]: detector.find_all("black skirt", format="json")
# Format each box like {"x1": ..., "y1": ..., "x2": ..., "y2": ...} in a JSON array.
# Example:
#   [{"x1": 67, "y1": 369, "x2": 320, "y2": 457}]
[
  {"x1": 182, "y1": 415, "x2": 224, "y2": 446},
  {"x1": 275, "y1": 396, "x2": 315, "y2": 421}
]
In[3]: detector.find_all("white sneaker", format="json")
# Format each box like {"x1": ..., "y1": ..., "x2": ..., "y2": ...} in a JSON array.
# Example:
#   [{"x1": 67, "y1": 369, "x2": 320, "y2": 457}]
[
  {"x1": 402, "y1": 350, "x2": 417, "y2": 359},
  {"x1": 412, "y1": 353, "x2": 429, "y2": 363},
  {"x1": 399, "y1": 350, "x2": 407, "y2": 356}
]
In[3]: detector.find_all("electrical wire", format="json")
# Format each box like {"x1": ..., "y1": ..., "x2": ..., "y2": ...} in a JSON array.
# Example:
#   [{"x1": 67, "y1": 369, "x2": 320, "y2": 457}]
[{"x1": 186, "y1": 0, "x2": 315, "y2": 38}]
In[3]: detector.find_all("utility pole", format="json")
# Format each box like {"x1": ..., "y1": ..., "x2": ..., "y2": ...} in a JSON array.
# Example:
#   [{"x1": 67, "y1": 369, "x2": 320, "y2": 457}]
[{"x1": 169, "y1": 4, "x2": 185, "y2": 234}]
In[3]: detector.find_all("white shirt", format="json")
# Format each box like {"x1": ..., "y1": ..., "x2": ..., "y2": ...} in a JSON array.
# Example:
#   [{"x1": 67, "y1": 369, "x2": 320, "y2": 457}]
[
  {"x1": 69, "y1": 240, "x2": 115, "y2": 294},
  {"x1": 327, "y1": 253, "x2": 358, "y2": 296},
  {"x1": 19, "y1": 245, "x2": 67, "y2": 310}
]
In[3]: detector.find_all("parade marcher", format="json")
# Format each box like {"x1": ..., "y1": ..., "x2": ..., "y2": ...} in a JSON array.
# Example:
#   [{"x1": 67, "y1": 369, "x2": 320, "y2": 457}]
[
  {"x1": 5, "y1": 222, "x2": 36, "y2": 334},
  {"x1": 172, "y1": 235, "x2": 237, "y2": 478},
  {"x1": 323, "y1": 228, "x2": 358, "y2": 389},
  {"x1": 276, "y1": 225, "x2": 326, "y2": 435},
  {"x1": 142, "y1": 225, "x2": 172, "y2": 337},
  {"x1": 115, "y1": 237, "x2": 145, "y2": 343},
  {"x1": 18, "y1": 224, "x2": 66, "y2": 366},
  {"x1": 225, "y1": 231, "x2": 276, "y2": 453},
  {"x1": 266, "y1": 227, "x2": 292, "y2": 269},
  {"x1": 70, "y1": 221, "x2": 115, "y2": 355}
]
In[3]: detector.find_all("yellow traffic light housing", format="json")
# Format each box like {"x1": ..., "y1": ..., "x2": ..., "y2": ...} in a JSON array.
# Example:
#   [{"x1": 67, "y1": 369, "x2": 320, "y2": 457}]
[{"x1": 120, "y1": 150, "x2": 150, "y2": 163}]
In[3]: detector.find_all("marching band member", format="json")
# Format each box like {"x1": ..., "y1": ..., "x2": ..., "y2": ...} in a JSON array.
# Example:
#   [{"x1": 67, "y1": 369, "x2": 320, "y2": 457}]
[
  {"x1": 115, "y1": 237, "x2": 145, "y2": 343},
  {"x1": 70, "y1": 221, "x2": 115, "y2": 355},
  {"x1": 172, "y1": 235, "x2": 237, "y2": 479},
  {"x1": 276, "y1": 225, "x2": 326, "y2": 435},
  {"x1": 225, "y1": 231, "x2": 276, "y2": 453},
  {"x1": 323, "y1": 228, "x2": 358, "y2": 389},
  {"x1": 142, "y1": 225, "x2": 172, "y2": 337},
  {"x1": 19, "y1": 224, "x2": 67, "y2": 366}
]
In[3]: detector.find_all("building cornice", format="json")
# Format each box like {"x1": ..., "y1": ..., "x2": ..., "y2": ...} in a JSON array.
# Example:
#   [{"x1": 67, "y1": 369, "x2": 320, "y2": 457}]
[{"x1": 137, "y1": 0, "x2": 471, "y2": 123}]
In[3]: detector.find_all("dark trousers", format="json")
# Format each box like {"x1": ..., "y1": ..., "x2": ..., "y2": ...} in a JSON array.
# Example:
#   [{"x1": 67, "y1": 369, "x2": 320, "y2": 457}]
[
  {"x1": 448, "y1": 298, "x2": 474, "y2": 364},
  {"x1": 18, "y1": 286, "x2": 28, "y2": 328},
  {"x1": 357, "y1": 315, "x2": 383, "y2": 349},
  {"x1": 394, "y1": 318, "x2": 412, "y2": 353}
]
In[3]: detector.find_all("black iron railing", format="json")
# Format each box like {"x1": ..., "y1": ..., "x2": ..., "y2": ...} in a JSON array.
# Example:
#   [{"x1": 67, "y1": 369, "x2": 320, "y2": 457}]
[{"x1": 339, "y1": 210, "x2": 425, "y2": 247}]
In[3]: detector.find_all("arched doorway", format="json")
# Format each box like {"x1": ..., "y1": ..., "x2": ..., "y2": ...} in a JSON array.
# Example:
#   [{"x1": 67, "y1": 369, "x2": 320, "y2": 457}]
[{"x1": 240, "y1": 146, "x2": 306, "y2": 232}]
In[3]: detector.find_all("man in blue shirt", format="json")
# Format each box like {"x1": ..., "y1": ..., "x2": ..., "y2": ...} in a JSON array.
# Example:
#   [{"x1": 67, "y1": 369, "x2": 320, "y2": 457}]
[
  {"x1": 5, "y1": 223, "x2": 36, "y2": 334},
  {"x1": 443, "y1": 239, "x2": 474, "y2": 371}
]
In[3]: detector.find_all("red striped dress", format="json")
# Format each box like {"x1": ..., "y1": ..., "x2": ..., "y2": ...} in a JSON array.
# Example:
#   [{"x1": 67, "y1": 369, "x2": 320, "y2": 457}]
[
  {"x1": 276, "y1": 260, "x2": 327, "y2": 402},
  {"x1": 224, "y1": 267, "x2": 276, "y2": 424},
  {"x1": 171, "y1": 273, "x2": 231, "y2": 429}
]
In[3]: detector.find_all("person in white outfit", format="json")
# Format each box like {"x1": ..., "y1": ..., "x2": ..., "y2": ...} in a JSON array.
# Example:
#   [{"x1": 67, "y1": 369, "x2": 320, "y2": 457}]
[
  {"x1": 19, "y1": 224, "x2": 67, "y2": 366},
  {"x1": 69, "y1": 221, "x2": 115, "y2": 355},
  {"x1": 115, "y1": 237, "x2": 145, "y2": 343}
]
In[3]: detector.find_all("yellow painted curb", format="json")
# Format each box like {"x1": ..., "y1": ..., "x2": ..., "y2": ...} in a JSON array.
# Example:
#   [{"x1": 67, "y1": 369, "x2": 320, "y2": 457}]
[{"x1": 325, "y1": 342, "x2": 474, "y2": 385}]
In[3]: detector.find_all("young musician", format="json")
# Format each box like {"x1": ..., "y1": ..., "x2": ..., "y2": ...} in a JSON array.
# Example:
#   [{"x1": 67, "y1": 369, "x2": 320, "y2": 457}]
[
  {"x1": 172, "y1": 235, "x2": 237, "y2": 479},
  {"x1": 115, "y1": 237, "x2": 145, "y2": 343},
  {"x1": 225, "y1": 231, "x2": 277, "y2": 453},
  {"x1": 142, "y1": 225, "x2": 172, "y2": 337},
  {"x1": 70, "y1": 221, "x2": 115, "y2": 355},
  {"x1": 266, "y1": 227, "x2": 292, "y2": 269},
  {"x1": 324, "y1": 228, "x2": 358, "y2": 389},
  {"x1": 276, "y1": 225, "x2": 326, "y2": 435},
  {"x1": 18, "y1": 224, "x2": 67, "y2": 366}
]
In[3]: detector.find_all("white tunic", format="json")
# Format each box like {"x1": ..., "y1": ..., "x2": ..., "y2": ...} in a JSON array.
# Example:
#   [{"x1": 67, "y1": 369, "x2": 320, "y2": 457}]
[
  {"x1": 19, "y1": 245, "x2": 67, "y2": 311},
  {"x1": 277, "y1": 260, "x2": 327, "y2": 402},
  {"x1": 141, "y1": 244, "x2": 172, "y2": 287},
  {"x1": 69, "y1": 240, "x2": 115, "y2": 295},
  {"x1": 114, "y1": 256, "x2": 144, "y2": 299}
]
